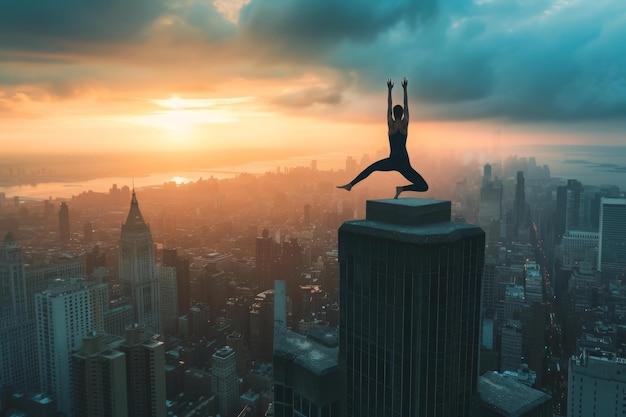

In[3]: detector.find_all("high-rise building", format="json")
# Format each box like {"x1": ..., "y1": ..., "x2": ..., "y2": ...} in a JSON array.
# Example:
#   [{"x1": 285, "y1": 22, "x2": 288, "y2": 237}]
[
  {"x1": 500, "y1": 320, "x2": 523, "y2": 372},
  {"x1": 524, "y1": 261, "x2": 543, "y2": 304},
  {"x1": 256, "y1": 229, "x2": 273, "y2": 290},
  {"x1": 598, "y1": 197, "x2": 626, "y2": 281},
  {"x1": 212, "y1": 346, "x2": 239, "y2": 417},
  {"x1": 59, "y1": 201, "x2": 70, "y2": 243},
  {"x1": 158, "y1": 264, "x2": 178, "y2": 335},
  {"x1": 163, "y1": 248, "x2": 190, "y2": 316},
  {"x1": 72, "y1": 333, "x2": 128, "y2": 417},
  {"x1": 568, "y1": 348, "x2": 626, "y2": 417},
  {"x1": 119, "y1": 324, "x2": 166, "y2": 417},
  {"x1": 339, "y1": 199, "x2": 485, "y2": 417},
  {"x1": 249, "y1": 290, "x2": 274, "y2": 362},
  {"x1": 273, "y1": 280, "x2": 341, "y2": 417},
  {"x1": 0, "y1": 233, "x2": 38, "y2": 391},
  {"x1": 26, "y1": 258, "x2": 85, "y2": 319},
  {"x1": 478, "y1": 180, "x2": 502, "y2": 241},
  {"x1": 36, "y1": 278, "x2": 95, "y2": 416},
  {"x1": 119, "y1": 191, "x2": 160, "y2": 332},
  {"x1": 514, "y1": 171, "x2": 527, "y2": 230}
]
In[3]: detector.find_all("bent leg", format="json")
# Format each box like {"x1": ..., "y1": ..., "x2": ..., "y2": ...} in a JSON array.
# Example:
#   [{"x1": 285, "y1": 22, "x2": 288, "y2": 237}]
[
  {"x1": 397, "y1": 164, "x2": 429, "y2": 193},
  {"x1": 350, "y1": 158, "x2": 395, "y2": 187}
]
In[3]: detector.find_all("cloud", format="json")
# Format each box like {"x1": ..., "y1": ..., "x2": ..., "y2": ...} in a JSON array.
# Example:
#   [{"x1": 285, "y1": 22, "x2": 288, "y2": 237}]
[
  {"x1": 272, "y1": 85, "x2": 343, "y2": 108},
  {"x1": 0, "y1": 0, "x2": 624, "y2": 123},
  {"x1": 0, "y1": 0, "x2": 167, "y2": 49}
]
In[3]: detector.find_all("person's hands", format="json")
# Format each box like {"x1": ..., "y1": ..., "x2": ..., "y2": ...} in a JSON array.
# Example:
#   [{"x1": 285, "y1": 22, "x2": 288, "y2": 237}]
[
  {"x1": 401, "y1": 77, "x2": 408, "y2": 89},
  {"x1": 387, "y1": 78, "x2": 394, "y2": 90}
]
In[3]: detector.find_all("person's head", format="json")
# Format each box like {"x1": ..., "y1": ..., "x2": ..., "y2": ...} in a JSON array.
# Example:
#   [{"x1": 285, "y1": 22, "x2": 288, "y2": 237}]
[{"x1": 393, "y1": 104, "x2": 404, "y2": 121}]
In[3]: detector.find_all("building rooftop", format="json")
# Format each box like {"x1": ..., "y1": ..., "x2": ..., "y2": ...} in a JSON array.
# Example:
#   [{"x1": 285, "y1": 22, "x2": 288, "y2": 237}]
[
  {"x1": 478, "y1": 371, "x2": 551, "y2": 417},
  {"x1": 213, "y1": 345, "x2": 235, "y2": 359},
  {"x1": 341, "y1": 198, "x2": 483, "y2": 244},
  {"x1": 274, "y1": 327, "x2": 338, "y2": 376}
]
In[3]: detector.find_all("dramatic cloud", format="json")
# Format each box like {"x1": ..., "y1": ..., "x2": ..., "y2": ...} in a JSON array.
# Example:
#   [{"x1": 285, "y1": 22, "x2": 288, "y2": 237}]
[{"x1": 1, "y1": 0, "x2": 624, "y2": 123}]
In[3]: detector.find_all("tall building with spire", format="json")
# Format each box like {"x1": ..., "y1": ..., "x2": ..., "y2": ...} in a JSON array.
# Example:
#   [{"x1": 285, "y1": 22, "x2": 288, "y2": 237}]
[
  {"x1": 339, "y1": 199, "x2": 485, "y2": 417},
  {"x1": 119, "y1": 191, "x2": 160, "y2": 332}
]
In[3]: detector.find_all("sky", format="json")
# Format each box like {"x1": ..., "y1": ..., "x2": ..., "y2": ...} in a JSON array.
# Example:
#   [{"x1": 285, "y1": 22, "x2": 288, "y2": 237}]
[{"x1": 1, "y1": 0, "x2": 625, "y2": 158}]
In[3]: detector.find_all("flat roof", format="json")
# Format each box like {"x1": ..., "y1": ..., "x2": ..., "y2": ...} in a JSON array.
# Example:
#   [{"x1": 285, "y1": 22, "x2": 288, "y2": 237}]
[
  {"x1": 274, "y1": 328, "x2": 338, "y2": 376},
  {"x1": 478, "y1": 372, "x2": 551, "y2": 417}
]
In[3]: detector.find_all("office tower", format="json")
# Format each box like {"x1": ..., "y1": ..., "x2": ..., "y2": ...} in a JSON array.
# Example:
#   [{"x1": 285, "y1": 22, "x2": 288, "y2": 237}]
[
  {"x1": 479, "y1": 180, "x2": 502, "y2": 242},
  {"x1": 565, "y1": 179, "x2": 583, "y2": 232},
  {"x1": 500, "y1": 320, "x2": 523, "y2": 372},
  {"x1": 212, "y1": 346, "x2": 239, "y2": 417},
  {"x1": 200, "y1": 262, "x2": 227, "y2": 313},
  {"x1": 59, "y1": 201, "x2": 70, "y2": 243},
  {"x1": 72, "y1": 333, "x2": 128, "y2": 417},
  {"x1": 477, "y1": 372, "x2": 552, "y2": 417},
  {"x1": 339, "y1": 199, "x2": 485, "y2": 417},
  {"x1": 25, "y1": 257, "x2": 85, "y2": 320},
  {"x1": 227, "y1": 331, "x2": 252, "y2": 376},
  {"x1": 273, "y1": 280, "x2": 342, "y2": 417},
  {"x1": 163, "y1": 248, "x2": 190, "y2": 316},
  {"x1": 598, "y1": 197, "x2": 626, "y2": 281},
  {"x1": 119, "y1": 190, "x2": 160, "y2": 332},
  {"x1": 36, "y1": 278, "x2": 95, "y2": 416},
  {"x1": 514, "y1": 171, "x2": 527, "y2": 229},
  {"x1": 0, "y1": 233, "x2": 38, "y2": 391},
  {"x1": 119, "y1": 324, "x2": 166, "y2": 417},
  {"x1": 559, "y1": 230, "x2": 599, "y2": 270},
  {"x1": 158, "y1": 264, "x2": 178, "y2": 334},
  {"x1": 304, "y1": 203, "x2": 311, "y2": 225},
  {"x1": 256, "y1": 229, "x2": 273, "y2": 290},
  {"x1": 483, "y1": 163, "x2": 492, "y2": 185},
  {"x1": 568, "y1": 348, "x2": 626, "y2": 417},
  {"x1": 249, "y1": 290, "x2": 274, "y2": 362},
  {"x1": 524, "y1": 261, "x2": 543, "y2": 304}
]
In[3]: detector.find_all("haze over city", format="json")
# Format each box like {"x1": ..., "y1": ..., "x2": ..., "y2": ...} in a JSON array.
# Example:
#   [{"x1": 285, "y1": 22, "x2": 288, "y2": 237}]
[{"x1": 1, "y1": 2, "x2": 626, "y2": 417}]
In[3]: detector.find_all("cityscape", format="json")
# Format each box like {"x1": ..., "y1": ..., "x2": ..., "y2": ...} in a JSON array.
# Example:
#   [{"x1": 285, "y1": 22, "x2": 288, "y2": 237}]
[
  {"x1": 2, "y1": 0, "x2": 625, "y2": 416},
  {"x1": 1, "y1": 152, "x2": 625, "y2": 416}
]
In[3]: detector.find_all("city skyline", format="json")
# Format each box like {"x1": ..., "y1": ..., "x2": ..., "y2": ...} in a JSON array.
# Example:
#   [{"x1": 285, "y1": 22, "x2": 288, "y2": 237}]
[{"x1": 1, "y1": 0, "x2": 624, "y2": 157}]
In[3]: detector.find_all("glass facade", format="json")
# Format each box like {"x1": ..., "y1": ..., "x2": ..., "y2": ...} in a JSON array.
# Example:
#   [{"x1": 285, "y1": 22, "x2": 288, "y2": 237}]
[{"x1": 339, "y1": 200, "x2": 484, "y2": 417}]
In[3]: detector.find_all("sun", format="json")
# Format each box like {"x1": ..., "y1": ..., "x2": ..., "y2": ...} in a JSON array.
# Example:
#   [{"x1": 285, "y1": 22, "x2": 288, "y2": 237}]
[{"x1": 162, "y1": 95, "x2": 185, "y2": 110}]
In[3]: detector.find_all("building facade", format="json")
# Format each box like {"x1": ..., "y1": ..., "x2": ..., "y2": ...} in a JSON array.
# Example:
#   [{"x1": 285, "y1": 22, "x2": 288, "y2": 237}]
[
  {"x1": 339, "y1": 199, "x2": 485, "y2": 417},
  {"x1": 212, "y1": 346, "x2": 239, "y2": 417},
  {"x1": 598, "y1": 197, "x2": 626, "y2": 281},
  {"x1": 119, "y1": 324, "x2": 166, "y2": 417},
  {"x1": 119, "y1": 191, "x2": 160, "y2": 332},
  {"x1": 568, "y1": 349, "x2": 626, "y2": 417},
  {"x1": 35, "y1": 278, "x2": 95, "y2": 416},
  {"x1": 0, "y1": 233, "x2": 38, "y2": 391},
  {"x1": 72, "y1": 333, "x2": 128, "y2": 417}
]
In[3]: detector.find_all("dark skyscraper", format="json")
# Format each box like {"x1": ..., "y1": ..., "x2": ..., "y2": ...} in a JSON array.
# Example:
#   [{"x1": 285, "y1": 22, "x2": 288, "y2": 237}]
[
  {"x1": 59, "y1": 201, "x2": 70, "y2": 243},
  {"x1": 163, "y1": 248, "x2": 190, "y2": 316},
  {"x1": 514, "y1": 171, "x2": 527, "y2": 230},
  {"x1": 255, "y1": 229, "x2": 273, "y2": 290},
  {"x1": 339, "y1": 199, "x2": 485, "y2": 417}
]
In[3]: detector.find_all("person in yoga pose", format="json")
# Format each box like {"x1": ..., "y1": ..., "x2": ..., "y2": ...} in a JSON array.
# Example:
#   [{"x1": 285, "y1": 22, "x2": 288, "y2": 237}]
[{"x1": 337, "y1": 77, "x2": 428, "y2": 198}]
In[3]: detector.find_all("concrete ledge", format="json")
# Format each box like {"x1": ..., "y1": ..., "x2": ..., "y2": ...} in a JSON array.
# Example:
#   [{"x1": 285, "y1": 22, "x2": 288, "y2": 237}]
[{"x1": 366, "y1": 198, "x2": 451, "y2": 225}]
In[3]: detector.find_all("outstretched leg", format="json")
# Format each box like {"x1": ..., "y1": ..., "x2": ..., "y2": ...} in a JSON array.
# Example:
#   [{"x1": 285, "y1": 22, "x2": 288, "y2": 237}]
[
  {"x1": 338, "y1": 158, "x2": 395, "y2": 190},
  {"x1": 394, "y1": 164, "x2": 428, "y2": 198}
]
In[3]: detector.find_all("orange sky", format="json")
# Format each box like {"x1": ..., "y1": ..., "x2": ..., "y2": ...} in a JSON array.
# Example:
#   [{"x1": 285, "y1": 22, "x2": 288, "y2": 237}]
[{"x1": 1, "y1": 0, "x2": 624, "y2": 160}]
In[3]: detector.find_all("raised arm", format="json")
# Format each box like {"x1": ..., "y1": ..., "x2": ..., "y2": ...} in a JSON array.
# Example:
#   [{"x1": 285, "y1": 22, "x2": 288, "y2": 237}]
[
  {"x1": 401, "y1": 77, "x2": 409, "y2": 124},
  {"x1": 386, "y1": 78, "x2": 394, "y2": 125}
]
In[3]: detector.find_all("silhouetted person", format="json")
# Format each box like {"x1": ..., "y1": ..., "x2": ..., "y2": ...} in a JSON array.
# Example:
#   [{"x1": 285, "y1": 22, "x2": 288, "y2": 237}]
[{"x1": 337, "y1": 77, "x2": 428, "y2": 198}]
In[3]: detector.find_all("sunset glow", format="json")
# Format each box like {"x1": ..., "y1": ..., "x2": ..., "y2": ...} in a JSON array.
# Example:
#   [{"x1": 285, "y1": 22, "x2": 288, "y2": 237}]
[{"x1": 0, "y1": 0, "x2": 623, "y2": 161}]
